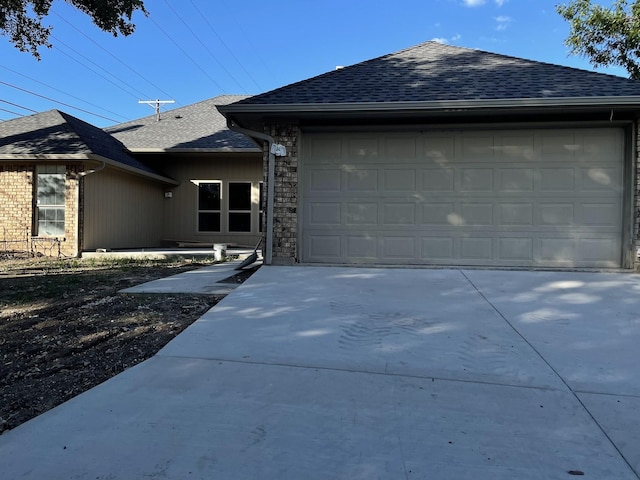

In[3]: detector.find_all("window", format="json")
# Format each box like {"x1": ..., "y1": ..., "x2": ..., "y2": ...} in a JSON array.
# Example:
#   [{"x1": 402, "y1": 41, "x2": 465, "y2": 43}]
[
  {"x1": 197, "y1": 182, "x2": 221, "y2": 232},
  {"x1": 35, "y1": 165, "x2": 65, "y2": 236},
  {"x1": 228, "y1": 182, "x2": 251, "y2": 232}
]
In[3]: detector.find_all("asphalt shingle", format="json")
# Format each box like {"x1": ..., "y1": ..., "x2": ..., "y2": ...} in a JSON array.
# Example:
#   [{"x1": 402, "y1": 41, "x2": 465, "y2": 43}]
[
  {"x1": 232, "y1": 41, "x2": 640, "y2": 106},
  {"x1": 107, "y1": 95, "x2": 259, "y2": 150},
  {"x1": 0, "y1": 110, "x2": 162, "y2": 176}
]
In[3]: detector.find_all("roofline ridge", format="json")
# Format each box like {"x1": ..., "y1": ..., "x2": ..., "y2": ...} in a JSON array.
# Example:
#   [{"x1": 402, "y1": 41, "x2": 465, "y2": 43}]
[{"x1": 107, "y1": 94, "x2": 253, "y2": 128}]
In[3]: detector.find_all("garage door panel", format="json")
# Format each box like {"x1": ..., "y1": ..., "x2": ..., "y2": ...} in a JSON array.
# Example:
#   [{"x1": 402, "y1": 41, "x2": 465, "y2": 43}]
[
  {"x1": 461, "y1": 168, "x2": 494, "y2": 191},
  {"x1": 499, "y1": 203, "x2": 533, "y2": 226},
  {"x1": 499, "y1": 238, "x2": 534, "y2": 261},
  {"x1": 461, "y1": 203, "x2": 493, "y2": 226},
  {"x1": 346, "y1": 203, "x2": 378, "y2": 225},
  {"x1": 578, "y1": 237, "x2": 621, "y2": 264},
  {"x1": 308, "y1": 169, "x2": 342, "y2": 193},
  {"x1": 346, "y1": 236, "x2": 377, "y2": 259},
  {"x1": 539, "y1": 168, "x2": 575, "y2": 192},
  {"x1": 346, "y1": 169, "x2": 378, "y2": 191},
  {"x1": 421, "y1": 237, "x2": 455, "y2": 261},
  {"x1": 460, "y1": 237, "x2": 494, "y2": 261},
  {"x1": 383, "y1": 169, "x2": 416, "y2": 191},
  {"x1": 302, "y1": 128, "x2": 624, "y2": 267},
  {"x1": 422, "y1": 203, "x2": 455, "y2": 225},
  {"x1": 382, "y1": 236, "x2": 416, "y2": 259},
  {"x1": 538, "y1": 204, "x2": 575, "y2": 226},
  {"x1": 423, "y1": 137, "x2": 456, "y2": 161},
  {"x1": 498, "y1": 169, "x2": 534, "y2": 192},
  {"x1": 309, "y1": 202, "x2": 341, "y2": 225},
  {"x1": 383, "y1": 137, "x2": 417, "y2": 160},
  {"x1": 308, "y1": 235, "x2": 342, "y2": 259},
  {"x1": 581, "y1": 167, "x2": 621, "y2": 192},
  {"x1": 580, "y1": 203, "x2": 621, "y2": 227},
  {"x1": 383, "y1": 203, "x2": 416, "y2": 225},
  {"x1": 347, "y1": 137, "x2": 379, "y2": 159},
  {"x1": 423, "y1": 168, "x2": 455, "y2": 191}
]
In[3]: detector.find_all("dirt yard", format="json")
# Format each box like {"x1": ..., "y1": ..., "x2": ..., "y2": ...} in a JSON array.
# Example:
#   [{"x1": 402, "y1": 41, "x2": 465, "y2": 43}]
[{"x1": 0, "y1": 255, "x2": 254, "y2": 434}]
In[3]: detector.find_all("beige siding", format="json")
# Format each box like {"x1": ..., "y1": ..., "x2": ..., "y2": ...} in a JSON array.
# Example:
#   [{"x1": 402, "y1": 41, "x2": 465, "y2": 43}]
[
  {"x1": 153, "y1": 154, "x2": 263, "y2": 247},
  {"x1": 83, "y1": 168, "x2": 164, "y2": 250}
]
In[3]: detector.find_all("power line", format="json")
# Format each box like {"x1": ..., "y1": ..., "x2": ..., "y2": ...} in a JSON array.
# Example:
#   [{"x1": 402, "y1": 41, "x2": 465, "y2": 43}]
[
  {"x1": 220, "y1": 0, "x2": 280, "y2": 87},
  {"x1": 161, "y1": 0, "x2": 248, "y2": 93},
  {"x1": 0, "y1": 80, "x2": 120, "y2": 123},
  {"x1": 51, "y1": 35, "x2": 150, "y2": 100},
  {"x1": 187, "y1": 0, "x2": 263, "y2": 91},
  {"x1": 0, "y1": 106, "x2": 23, "y2": 117},
  {"x1": 0, "y1": 65, "x2": 128, "y2": 121},
  {"x1": 148, "y1": 15, "x2": 226, "y2": 92},
  {"x1": 51, "y1": 10, "x2": 180, "y2": 105},
  {"x1": 0, "y1": 99, "x2": 38, "y2": 113}
]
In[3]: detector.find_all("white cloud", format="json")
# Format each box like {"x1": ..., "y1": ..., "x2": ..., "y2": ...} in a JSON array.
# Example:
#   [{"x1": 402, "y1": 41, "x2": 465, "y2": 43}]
[
  {"x1": 495, "y1": 0, "x2": 508, "y2": 6},
  {"x1": 463, "y1": 0, "x2": 485, "y2": 6},
  {"x1": 495, "y1": 15, "x2": 512, "y2": 31},
  {"x1": 431, "y1": 34, "x2": 462, "y2": 44}
]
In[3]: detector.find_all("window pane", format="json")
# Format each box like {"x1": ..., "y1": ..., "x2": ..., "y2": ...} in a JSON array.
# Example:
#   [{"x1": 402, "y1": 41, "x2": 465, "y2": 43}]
[
  {"x1": 199, "y1": 212, "x2": 220, "y2": 232},
  {"x1": 198, "y1": 183, "x2": 220, "y2": 210},
  {"x1": 38, "y1": 207, "x2": 65, "y2": 236},
  {"x1": 229, "y1": 212, "x2": 251, "y2": 232},
  {"x1": 37, "y1": 173, "x2": 65, "y2": 206},
  {"x1": 229, "y1": 183, "x2": 251, "y2": 210}
]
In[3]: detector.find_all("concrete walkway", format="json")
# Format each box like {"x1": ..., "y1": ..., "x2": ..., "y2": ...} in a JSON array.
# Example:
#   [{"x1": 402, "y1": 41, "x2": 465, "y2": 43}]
[{"x1": 1, "y1": 266, "x2": 639, "y2": 479}]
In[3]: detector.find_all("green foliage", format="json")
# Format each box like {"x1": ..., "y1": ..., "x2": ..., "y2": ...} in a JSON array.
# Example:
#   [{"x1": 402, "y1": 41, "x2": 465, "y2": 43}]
[
  {"x1": 557, "y1": 0, "x2": 640, "y2": 79},
  {"x1": 0, "y1": 0, "x2": 147, "y2": 59}
]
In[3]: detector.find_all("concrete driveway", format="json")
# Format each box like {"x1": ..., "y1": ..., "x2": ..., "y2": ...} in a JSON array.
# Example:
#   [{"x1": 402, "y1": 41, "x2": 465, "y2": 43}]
[{"x1": 1, "y1": 266, "x2": 639, "y2": 479}]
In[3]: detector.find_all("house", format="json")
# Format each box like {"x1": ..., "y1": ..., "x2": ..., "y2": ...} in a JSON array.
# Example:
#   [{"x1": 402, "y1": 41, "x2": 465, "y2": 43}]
[
  {"x1": 219, "y1": 41, "x2": 640, "y2": 269},
  {"x1": 107, "y1": 95, "x2": 263, "y2": 249},
  {"x1": 0, "y1": 96, "x2": 262, "y2": 257}
]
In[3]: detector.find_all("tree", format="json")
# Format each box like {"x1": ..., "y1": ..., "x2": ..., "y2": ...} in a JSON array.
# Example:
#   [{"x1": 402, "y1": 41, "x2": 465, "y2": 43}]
[
  {"x1": 0, "y1": 0, "x2": 147, "y2": 59},
  {"x1": 557, "y1": 0, "x2": 640, "y2": 79}
]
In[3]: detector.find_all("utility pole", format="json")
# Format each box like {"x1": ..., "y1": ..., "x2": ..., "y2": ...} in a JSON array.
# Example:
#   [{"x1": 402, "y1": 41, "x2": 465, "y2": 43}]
[{"x1": 138, "y1": 99, "x2": 175, "y2": 122}]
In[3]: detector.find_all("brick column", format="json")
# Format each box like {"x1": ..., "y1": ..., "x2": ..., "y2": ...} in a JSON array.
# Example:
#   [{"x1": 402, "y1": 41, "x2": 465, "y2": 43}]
[{"x1": 265, "y1": 124, "x2": 299, "y2": 265}]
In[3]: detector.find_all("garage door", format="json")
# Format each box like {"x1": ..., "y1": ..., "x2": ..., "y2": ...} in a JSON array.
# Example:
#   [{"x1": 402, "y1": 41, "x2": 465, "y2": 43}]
[{"x1": 301, "y1": 128, "x2": 625, "y2": 267}]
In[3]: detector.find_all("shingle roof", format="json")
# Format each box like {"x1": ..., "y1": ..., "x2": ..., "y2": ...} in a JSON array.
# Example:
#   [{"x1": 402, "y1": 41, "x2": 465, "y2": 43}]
[
  {"x1": 232, "y1": 41, "x2": 640, "y2": 106},
  {"x1": 0, "y1": 110, "x2": 165, "y2": 177},
  {"x1": 107, "y1": 95, "x2": 259, "y2": 151}
]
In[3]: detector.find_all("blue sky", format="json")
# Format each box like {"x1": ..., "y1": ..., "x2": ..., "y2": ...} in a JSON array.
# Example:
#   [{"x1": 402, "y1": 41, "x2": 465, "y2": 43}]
[{"x1": 0, "y1": 0, "x2": 625, "y2": 127}]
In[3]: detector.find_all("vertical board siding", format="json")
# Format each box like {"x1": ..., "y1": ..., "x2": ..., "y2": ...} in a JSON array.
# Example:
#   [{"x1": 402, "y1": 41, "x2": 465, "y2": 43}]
[{"x1": 83, "y1": 168, "x2": 164, "y2": 250}]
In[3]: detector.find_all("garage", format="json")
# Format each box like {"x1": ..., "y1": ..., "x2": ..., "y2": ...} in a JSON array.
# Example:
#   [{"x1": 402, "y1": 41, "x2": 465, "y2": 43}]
[{"x1": 301, "y1": 128, "x2": 625, "y2": 268}]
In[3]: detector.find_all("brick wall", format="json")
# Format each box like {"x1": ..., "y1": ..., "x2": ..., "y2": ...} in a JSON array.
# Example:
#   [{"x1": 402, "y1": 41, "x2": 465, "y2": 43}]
[
  {"x1": 265, "y1": 124, "x2": 299, "y2": 265},
  {"x1": 0, "y1": 164, "x2": 34, "y2": 252},
  {"x1": 0, "y1": 164, "x2": 81, "y2": 258}
]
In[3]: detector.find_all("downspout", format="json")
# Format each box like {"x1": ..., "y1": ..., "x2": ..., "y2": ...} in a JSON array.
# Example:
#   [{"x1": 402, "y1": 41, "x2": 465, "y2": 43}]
[
  {"x1": 226, "y1": 119, "x2": 278, "y2": 265},
  {"x1": 76, "y1": 161, "x2": 106, "y2": 257}
]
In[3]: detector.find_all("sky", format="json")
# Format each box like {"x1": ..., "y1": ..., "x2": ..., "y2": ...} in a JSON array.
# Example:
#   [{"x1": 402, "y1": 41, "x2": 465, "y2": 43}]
[{"x1": 0, "y1": 0, "x2": 627, "y2": 128}]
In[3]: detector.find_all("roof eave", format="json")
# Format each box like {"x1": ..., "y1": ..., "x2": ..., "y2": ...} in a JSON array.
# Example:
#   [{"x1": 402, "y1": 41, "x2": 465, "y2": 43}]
[
  {"x1": 89, "y1": 154, "x2": 179, "y2": 186},
  {"x1": 126, "y1": 147, "x2": 261, "y2": 154},
  {"x1": 0, "y1": 153, "x2": 89, "y2": 161},
  {"x1": 218, "y1": 96, "x2": 640, "y2": 116}
]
